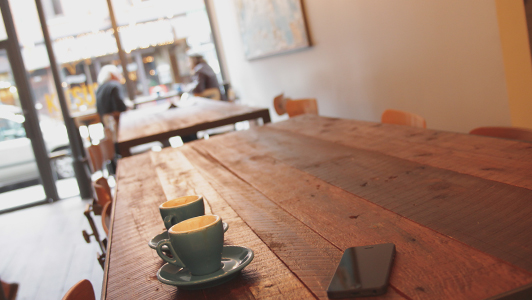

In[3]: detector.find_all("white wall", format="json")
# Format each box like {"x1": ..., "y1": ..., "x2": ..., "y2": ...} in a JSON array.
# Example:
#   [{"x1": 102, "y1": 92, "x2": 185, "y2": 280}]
[{"x1": 210, "y1": 0, "x2": 513, "y2": 133}]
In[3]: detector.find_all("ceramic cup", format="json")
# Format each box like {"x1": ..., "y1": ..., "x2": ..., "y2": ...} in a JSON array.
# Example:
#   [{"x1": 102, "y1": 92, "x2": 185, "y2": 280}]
[
  {"x1": 156, "y1": 215, "x2": 224, "y2": 276},
  {"x1": 159, "y1": 195, "x2": 205, "y2": 230}
]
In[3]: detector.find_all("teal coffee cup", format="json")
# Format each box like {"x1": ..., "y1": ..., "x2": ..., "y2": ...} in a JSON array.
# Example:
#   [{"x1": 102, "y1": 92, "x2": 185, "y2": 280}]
[
  {"x1": 159, "y1": 195, "x2": 205, "y2": 230},
  {"x1": 156, "y1": 215, "x2": 224, "y2": 276}
]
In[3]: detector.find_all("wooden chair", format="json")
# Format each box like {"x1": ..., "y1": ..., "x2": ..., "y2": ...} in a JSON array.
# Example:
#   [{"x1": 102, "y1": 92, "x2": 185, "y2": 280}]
[
  {"x1": 273, "y1": 93, "x2": 289, "y2": 115},
  {"x1": 381, "y1": 109, "x2": 427, "y2": 128},
  {"x1": 83, "y1": 176, "x2": 113, "y2": 269},
  {"x1": 102, "y1": 114, "x2": 120, "y2": 143},
  {"x1": 100, "y1": 135, "x2": 117, "y2": 175},
  {"x1": 82, "y1": 204, "x2": 106, "y2": 269},
  {"x1": 103, "y1": 127, "x2": 115, "y2": 144},
  {"x1": 102, "y1": 200, "x2": 112, "y2": 236},
  {"x1": 86, "y1": 144, "x2": 104, "y2": 174},
  {"x1": 72, "y1": 112, "x2": 101, "y2": 144},
  {"x1": 102, "y1": 112, "x2": 121, "y2": 131},
  {"x1": 469, "y1": 126, "x2": 532, "y2": 142},
  {"x1": 62, "y1": 279, "x2": 95, "y2": 300},
  {"x1": 72, "y1": 112, "x2": 102, "y2": 129},
  {"x1": 194, "y1": 87, "x2": 221, "y2": 100},
  {"x1": 93, "y1": 177, "x2": 112, "y2": 208},
  {"x1": 87, "y1": 136, "x2": 116, "y2": 177},
  {"x1": 273, "y1": 94, "x2": 318, "y2": 118},
  {"x1": 286, "y1": 99, "x2": 318, "y2": 118}
]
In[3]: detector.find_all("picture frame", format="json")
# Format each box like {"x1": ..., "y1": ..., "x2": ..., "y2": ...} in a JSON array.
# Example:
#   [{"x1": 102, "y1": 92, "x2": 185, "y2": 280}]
[{"x1": 234, "y1": 0, "x2": 311, "y2": 60}]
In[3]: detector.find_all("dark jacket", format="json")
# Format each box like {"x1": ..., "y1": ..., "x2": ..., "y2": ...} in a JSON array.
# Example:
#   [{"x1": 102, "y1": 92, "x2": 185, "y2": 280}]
[
  {"x1": 96, "y1": 80, "x2": 127, "y2": 118},
  {"x1": 191, "y1": 63, "x2": 220, "y2": 94}
]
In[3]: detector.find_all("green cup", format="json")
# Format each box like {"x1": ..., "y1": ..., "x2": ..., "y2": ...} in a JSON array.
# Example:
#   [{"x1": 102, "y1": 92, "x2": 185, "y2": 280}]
[
  {"x1": 159, "y1": 195, "x2": 205, "y2": 230},
  {"x1": 156, "y1": 215, "x2": 224, "y2": 276}
]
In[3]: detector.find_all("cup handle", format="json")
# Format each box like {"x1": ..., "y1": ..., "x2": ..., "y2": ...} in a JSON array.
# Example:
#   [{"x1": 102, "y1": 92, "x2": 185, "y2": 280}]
[
  {"x1": 156, "y1": 239, "x2": 185, "y2": 268},
  {"x1": 223, "y1": 222, "x2": 229, "y2": 233},
  {"x1": 163, "y1": 215, "x2": 174, "y2": 229}
]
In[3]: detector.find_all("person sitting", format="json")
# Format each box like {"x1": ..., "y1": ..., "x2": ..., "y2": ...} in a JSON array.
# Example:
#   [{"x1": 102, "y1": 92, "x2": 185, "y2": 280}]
[
  {"x1": 96, "y1": 65, "x2": 132, "y2": 129},
  {"x1": 188, "y1": 54, "x2": 221, "y2": 100}
]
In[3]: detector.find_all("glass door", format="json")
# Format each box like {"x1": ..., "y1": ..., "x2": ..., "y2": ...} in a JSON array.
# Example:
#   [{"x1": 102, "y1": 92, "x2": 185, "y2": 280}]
[
  {"x1": 0, "y1": 1, "x2": 67, "y2": 213},
  {"x1": 0, "y1": 47, "x2": 50, "y2": 211}
]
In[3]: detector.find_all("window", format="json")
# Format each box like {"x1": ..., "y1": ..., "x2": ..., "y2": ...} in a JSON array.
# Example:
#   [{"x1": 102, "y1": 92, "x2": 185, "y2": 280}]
[
  {"x1": 51, "y1": 0, "x2": 63, "y2": 16},
  {"x1": 43, "y1": 0, "x2": 64, "y2": 18},
  {"x1": 0, "y1": 117, "x2": 26, "y2": 141}
]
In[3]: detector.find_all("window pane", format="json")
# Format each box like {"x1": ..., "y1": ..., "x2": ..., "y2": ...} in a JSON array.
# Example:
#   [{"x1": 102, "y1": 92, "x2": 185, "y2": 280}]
[
  {"x1": 0, "y1": 49, "x2": 46, "y2": 210},
  {"x1": 0, "y1": 9, "x2": 8, "y2": 41},
  {"x1": 7, "y1": 0, "x2": 80, "y2": 200},
  {"x1": 112, "y1": 0, "x2": 222, "y2": 96}
]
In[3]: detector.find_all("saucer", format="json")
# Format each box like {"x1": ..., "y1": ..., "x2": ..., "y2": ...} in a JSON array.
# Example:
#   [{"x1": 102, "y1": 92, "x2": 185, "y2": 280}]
[
  {"x1": 149, "y1": 221, "x2": 228, "y2": 250},
  {"x1": 157, "y1": 245, "x2": 254, "y2": 290}
]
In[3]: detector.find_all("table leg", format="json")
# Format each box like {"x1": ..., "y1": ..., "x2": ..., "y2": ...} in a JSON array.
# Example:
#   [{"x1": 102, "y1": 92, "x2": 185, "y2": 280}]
[
  {"x1": 119, "y1": 145, "x2": 131, "y2": 158},
  {"x1": 261, "y1": 110, "x2": 271, "y2": 124}
]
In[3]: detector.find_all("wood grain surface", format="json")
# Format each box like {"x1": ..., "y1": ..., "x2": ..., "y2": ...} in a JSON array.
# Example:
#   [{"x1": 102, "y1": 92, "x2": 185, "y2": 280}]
[
  {"x1": 207, "y1": 126, "x2": 532, "y2": 272},
  {"x1": 104, "y1": 116, "x2": 532, "y2": 300},
  {"x1": 117, "y1": 98, "x2": 270, "y2": 157},
  {"x1": 269, "y1": 115, "x2": 532, "y2": 190}
]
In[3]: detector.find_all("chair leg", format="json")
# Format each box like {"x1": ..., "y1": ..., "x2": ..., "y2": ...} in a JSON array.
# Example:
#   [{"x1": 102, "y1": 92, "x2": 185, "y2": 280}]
[
  {"x1": 82, "y1": 204, "x2": 106, "y2": 254},
  {"x1": 92, "y1": 199, "x2": 103, "y2": 216},
  {"x1": 97, "y1": 253, "x2": 106, "y2": 270},
  {"x1": 106, "y1": 159, "x2": 117, "y2": 175}
]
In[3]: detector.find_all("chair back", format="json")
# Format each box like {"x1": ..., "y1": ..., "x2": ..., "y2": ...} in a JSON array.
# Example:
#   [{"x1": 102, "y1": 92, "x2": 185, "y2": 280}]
[
  {"x1": 102, "y1": 113, "x2": 120, "y2": 142},
  {"x1": 381, "y1": 109, "x2": 426, "y2": 128},
  {"x1": 286, "y1": 98, "x2": 318, "y2": 118},
  {"x1": 100, "y1": 137, "x2": 115, "y2": 163},
  {"x1": 86, "y1": 144, "x2": 103, "y2": 174},
  {"x1": 195, "y1": 88, "x2": 221, "y2": 100},
  {"x1": 62, "y1": 279, "x2": 95, "y2": 300},
  {"x1": 273, "y1": 93, "x2": 289, "y2": 115},
  {"x1": 73, "y1": 113, "x2": 101, "y2": 128},
  {"x1": 102, "y1": 201, "x2": 112, "y2": 235},
  {"x1": 102, "y1": 112, "x2": 121, "y2": 129},
  {"x1": 469, "y1": 126, "x2": 532, "y2": 142},
  {"x1": 92, "y1": 177, "x2": 112, "y2": 207}
]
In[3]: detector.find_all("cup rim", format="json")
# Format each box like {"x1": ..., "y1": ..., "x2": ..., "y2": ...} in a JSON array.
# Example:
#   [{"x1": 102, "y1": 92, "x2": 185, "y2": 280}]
[
  {"x1": 160, "y1": 195, "x2": 203, "y2": 209},
  {"x1": 169, "y1": 215, "x2": 220, "y2": 234}
]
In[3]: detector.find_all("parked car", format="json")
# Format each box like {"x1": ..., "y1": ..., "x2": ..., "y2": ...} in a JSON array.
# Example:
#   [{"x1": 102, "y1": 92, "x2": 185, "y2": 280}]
[{"x1": 0, "y1": 104, "x2": 74, "y2": 189}]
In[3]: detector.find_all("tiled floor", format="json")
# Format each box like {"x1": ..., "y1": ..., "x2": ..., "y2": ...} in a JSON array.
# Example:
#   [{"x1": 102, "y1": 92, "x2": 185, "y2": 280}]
[{"x1": 0, "y1": 194, "x2": 104, "y2": 299}]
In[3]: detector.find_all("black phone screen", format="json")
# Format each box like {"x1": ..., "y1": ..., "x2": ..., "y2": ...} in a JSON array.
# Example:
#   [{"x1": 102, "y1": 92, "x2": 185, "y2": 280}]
[{"x1": 327, "y1": 243, "x2": 396, "y2": 298}]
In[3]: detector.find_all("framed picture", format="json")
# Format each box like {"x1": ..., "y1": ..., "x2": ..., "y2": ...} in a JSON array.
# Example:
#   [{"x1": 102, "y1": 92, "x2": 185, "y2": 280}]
[{"x1": 234, "y1": 0, "x2": 311, "y2": 60}]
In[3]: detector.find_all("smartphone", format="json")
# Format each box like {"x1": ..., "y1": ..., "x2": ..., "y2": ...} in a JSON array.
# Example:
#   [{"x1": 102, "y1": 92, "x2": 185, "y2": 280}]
[{"x1": 327, "y1": 243, "x2": 396, "y2": 298}]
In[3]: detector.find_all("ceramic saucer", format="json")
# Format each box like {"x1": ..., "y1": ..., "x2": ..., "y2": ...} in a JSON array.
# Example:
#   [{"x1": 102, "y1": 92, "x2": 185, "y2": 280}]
[
  {"x1": 149, "y1": 221, "x2": 228, "y2": 250},
  {"x1": 157, "y1": 245, "x2": 254, "y2": 290}
]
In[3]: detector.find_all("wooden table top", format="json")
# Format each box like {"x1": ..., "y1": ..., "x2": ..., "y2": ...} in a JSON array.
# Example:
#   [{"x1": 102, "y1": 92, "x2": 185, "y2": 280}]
[
  {"x1": 103, "y1": 115, "x2": 532, "y2": 299},
  {"x1": 116, "y1": 98, "x2": 271, "y2": 157}
]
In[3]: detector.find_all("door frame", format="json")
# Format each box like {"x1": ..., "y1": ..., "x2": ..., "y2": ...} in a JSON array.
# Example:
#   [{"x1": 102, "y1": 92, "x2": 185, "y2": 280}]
[{"x1": 0, "y1": 0, "x2": 60, "y2": 205}]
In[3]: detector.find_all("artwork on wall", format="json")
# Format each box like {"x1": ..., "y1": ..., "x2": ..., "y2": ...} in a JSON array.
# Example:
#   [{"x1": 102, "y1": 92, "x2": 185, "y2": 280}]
[{"x1": 234, "y1": 0, "x2": 311, "y2": 60}]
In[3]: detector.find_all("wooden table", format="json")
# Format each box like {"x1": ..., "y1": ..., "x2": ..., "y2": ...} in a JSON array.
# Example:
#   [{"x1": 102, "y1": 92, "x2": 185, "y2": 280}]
[
  {"x1": 103, "y1": 115, "x2": 532, "y2": 299},
  {"x1": 117, "y1": 98, "x2": 271, "y2": 157}
]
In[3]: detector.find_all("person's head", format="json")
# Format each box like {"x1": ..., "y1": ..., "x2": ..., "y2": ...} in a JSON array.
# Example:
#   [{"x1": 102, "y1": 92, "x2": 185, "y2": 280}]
[
  {"x1": 97, "y1": 64, "x2": 122, "y2": 86},
  {"x1": 188, "y1": 54, "x2": 206, "y2": 68}
]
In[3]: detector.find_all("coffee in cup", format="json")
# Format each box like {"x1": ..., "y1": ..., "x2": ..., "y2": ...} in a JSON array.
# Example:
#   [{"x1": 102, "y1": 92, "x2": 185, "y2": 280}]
[
  {"x1": 159, "y1": 195, "x2": 205, "y2": 230},
  {"x1": 156, "y1": 215, "x2": 224, "y2": 276}
]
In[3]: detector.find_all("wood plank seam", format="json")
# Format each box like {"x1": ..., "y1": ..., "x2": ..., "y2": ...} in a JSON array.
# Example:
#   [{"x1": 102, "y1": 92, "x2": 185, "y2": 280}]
[
  {"x1": 210, "y1": 127, "x2": 532, "y2": 272},
  {"x1": 188, "y1": 146, "x2": 435, "y2": 299},
  {"x1": 188, "y1": 149, "x2": 335, "y2": 300},
  {"x1": 193, "y1": 145, "x2": 349, "y2": 253},
  {"x1": 150, "y1": 147, "x2": 318, "y2": 299},
  {"x1": 194, "y1": 134, "x2": 532, "y2": 299},
  {"x1": 266, "y1": 115, "x2": 532, "y2": 190}
]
